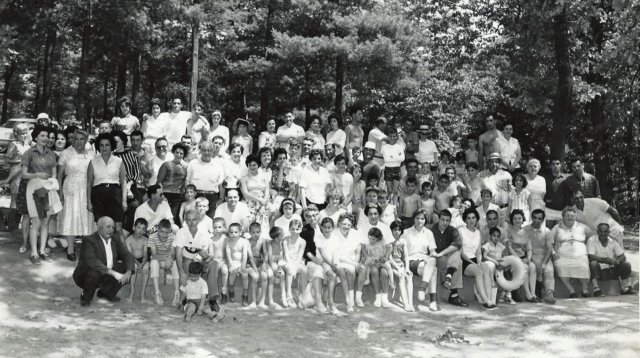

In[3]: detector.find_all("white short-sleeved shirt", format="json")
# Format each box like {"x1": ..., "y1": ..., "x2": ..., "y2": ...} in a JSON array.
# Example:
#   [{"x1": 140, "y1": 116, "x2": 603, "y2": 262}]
[
  {"x1": 111, "y1": 115, "x2": 140, "y2": 135},
  {"x1": 142, "y1": 114, "x2": 169, "y2": 142},
  {"x1": 191, "y1": 116, "x2": 210, "y2": 146},
  {"x1": 134, "y1": 201, "x2": 175, "y2": 233},
  {"x1": 180, "y1": 277, "x2": 208, "y2": 300},
  {"x1": 586, "y1": 236, "x2": 624, "y2": 269},
  {"x1": 259, "y1": 131, "x2": 277, "y2": 149},
  {"x1": 274, "y1": 214, "x2": 302, "y2": 239},
  {"x1": 187, "y1": 157, "x2": 225, "y2": 192},
  {"x1": 214, "y1": 202, "x2": 252, "y2": 229},
  {"x1": 574, "y1": 199, "x2": 623, "y2": 233},
  {"x1": 416, "y1": 139, "x2": 438, "y2": 163},
  {"x1": 314, "y1": 232, "x2": 335, "y2": 263},
  {"x1": 482, "y1": 240, "x2": 506, "y2": 261},
  {"x1": 326, "y1": 129, "x2": 346, "y2": 153},
  {"x1": 330, "y1": 229, "x2": 361, "y2": 264},
  {"x1": 277, "y1": 123, "x2": 305, "y2": 151},
  {"x1": 165, "y1": 111, "x2": 192, "y2": 146},
  {"x1": 91, "y1": 155, "x2": 122, "y2": 185},
  {"x1": 306, "y1": 131, "x2": 325, "y2": 150},
  {"x1": 367, "y1": 128, "x2": 387, "y2": 154},
  {"x1": 331, "y1": 172, "x2": 353, "y2": 200},
  {"x1": 148, "y1": 153, "x2": 174, "y2": 186},
  {"x1": 381, "y1": 142, "x2": 405, "y2": 168},
  {"x1": 358, "y1": 220, "x2": 394, "y2": 245},
  {"x1": 299, "y1": 165, "x2": 332, "y2": 204},
  {"x1": 459, "y1": 226, "x2": 481, "y2": 259},
  {"x1": 403, "y1": 226, "x2": 436, "y2": 261},
  {"x1": 174, "y1": 226, "x2": 212, "y2": 261},
  {"x1": 498, "y1": 136, "x2": 520, "y2": 169}
]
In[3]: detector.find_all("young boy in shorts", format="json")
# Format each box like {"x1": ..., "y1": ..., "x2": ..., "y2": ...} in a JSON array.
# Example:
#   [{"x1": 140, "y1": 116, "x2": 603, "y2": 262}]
[
  {"x1": 398, "y1": 177, "x2": 421, "y2": 229},
  {"x1": 246, "y1": 222, "x2": 268, "y2": 309},
  {"x1": 180, "y1": 262, "x2": 225, "y2": 322},
  {"x1": 178, "y1": 184, "x2": 198, "y2": 226},
  {"x1": 148, "y1": 219, "x2": 180, "y2": 306},
  {"x1": 225, "y1": 223, "x2": 250, "y2": 305},
  {"x1": 125, "y1": 218, "x2": 150, "y2": 302},
  {"x1": 210, "y1": 217, "x2": 229, "y2": 304},
  {"x1": 420, "y1": 182, "x2": 437, "y2": 226},
  {"x1": 433, "y1": 174, "x2": 452, "y2": 212},
  {"x1": 380, "y1": 128, "x2": 405, "y2": 204}
]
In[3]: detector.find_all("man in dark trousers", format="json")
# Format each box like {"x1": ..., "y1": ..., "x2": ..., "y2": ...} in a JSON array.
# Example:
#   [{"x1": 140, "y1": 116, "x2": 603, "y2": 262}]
[{"x1": 73, "y1": 216, "x2": 135, "y2": 306}]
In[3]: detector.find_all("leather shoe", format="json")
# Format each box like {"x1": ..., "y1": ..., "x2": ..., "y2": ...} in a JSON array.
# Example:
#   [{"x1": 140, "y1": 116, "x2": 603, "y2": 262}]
[
  {"x1": 448, "y1": 295, "x2": 468, "y2": 307},
  {"x1": 67, "y1": 253, "x2": 76, "y2": 262},
  {"x1": 97, "y1": 290, "x2": 121, "y2": 302},
  {"x1": 209, "y1": 296, "x2": 220, "y2": 312},
  {"x1": 80, "y1": 293, "x2": 91, "y2": 306}
]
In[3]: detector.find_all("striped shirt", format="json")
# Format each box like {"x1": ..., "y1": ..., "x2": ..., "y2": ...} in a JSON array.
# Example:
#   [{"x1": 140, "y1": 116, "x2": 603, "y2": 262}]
[{"x1": 114, "y1": 149, "x2": 141, "y2": 183}]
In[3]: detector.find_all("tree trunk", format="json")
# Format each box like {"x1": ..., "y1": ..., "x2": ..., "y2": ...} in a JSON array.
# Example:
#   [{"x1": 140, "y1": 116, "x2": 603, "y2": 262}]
[
  {"x1": 116, "y1": 57, "x2": 127, "y2": 100},
  {"x1": 259, "y1": 0, "x2": 276, "y2": 126},
  {"x1": 304, "y1": 65, "x2": 311, "y2": 121},
  {"x1": 588, "y1": 2, "x2": 612, "y2": 202},
  {"x1": 147, "y1": 59, "x2": 156, "y2": 101},
  {"x1": 131, "y1": 52, "x2": 141, "y2": 115},
  {"x1": 335, "y1": 54, "x2": 344, "y2": 119},
  {"x1": 34, "y1": 61, "x2": 41, "y2": 117},
  {"x1": 40, "y1": 24, "x2": 57, "y2": 113},
  {"x1": 549, "y1": 5, "x2": 572, "y2": 160},
  {"x1": 102, "y1": 74, "x2": 109, "y2": 122},
  {"x1": 1, "y1": 61, "x2": 16, "y2": 124},
  {"x1": 190, "y1": 20, "x2": 199, "y2": 109},
  {"x1": 76, "y1": 13, "x2": 91, "y2": 124}
]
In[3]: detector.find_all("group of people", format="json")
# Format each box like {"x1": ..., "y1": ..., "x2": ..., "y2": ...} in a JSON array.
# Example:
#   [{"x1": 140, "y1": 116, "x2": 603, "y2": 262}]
[{"x1": 1, "y1": 98, "x2": 635, "y2": 320}]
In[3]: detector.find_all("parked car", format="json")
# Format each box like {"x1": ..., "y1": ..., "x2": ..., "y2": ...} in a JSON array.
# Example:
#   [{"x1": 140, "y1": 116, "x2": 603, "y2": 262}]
[{"x1": 0, "y1": 118, "x2": 36, "y2": 151}]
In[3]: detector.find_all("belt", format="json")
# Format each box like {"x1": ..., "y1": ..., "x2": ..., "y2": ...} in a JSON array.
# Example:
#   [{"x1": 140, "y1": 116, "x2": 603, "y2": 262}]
[
  {"x1": 374, "y1": 155, "x2": 383, "y2": 159},
  {"x1": 498, "y1": 204, "x2": 508, "y2": 209},
  {"x1": 197, "y1": 190, "x2": 219, "y2": 195},
  {"x1": 94, "y1": 183, "x2": 120, "y2": 188}
]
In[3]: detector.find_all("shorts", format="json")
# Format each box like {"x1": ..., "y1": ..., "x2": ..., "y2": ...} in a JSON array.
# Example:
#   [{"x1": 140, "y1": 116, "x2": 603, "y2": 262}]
[
  {"x1": 384, "y1": 166, "x2": 401, "y2": 182},
  {"x1": 246, "y1": 266, "x2": 260, "y2": 279},
  {"x1": 401, "y1": 216, "x2": 413, "y2": 230},
  {"x1": 409, "y1": 260, "x2": 422, "y2": 276},
  {"x1": 91, "y1": 184, "x2": 124, "y2": 222},
  {"x1": 182, "y1": 298, "x2": 201, "y2": 312},
  {"x1": 462, "y1": 257, "x2": 478, "y2": 274}
]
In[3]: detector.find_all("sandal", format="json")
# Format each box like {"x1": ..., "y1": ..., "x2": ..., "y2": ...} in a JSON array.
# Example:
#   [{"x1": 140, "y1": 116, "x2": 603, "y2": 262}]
[{"x1": 29, "y1": 255, "x2": 41, "y2": 265}]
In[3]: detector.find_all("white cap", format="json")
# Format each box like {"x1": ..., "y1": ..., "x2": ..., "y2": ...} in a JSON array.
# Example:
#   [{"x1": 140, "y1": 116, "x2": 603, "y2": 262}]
[
  {"x1": 37, "y1": 113, "x2": 50, "y2": 120},
  {"x1": 364, "y1": 141, "x2": 376, "y2": 150}
]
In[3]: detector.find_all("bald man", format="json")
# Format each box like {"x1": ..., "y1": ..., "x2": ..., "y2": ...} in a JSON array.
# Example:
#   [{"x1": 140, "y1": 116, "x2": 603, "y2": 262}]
[{"x1": 73, "y1": 217, "x2": 135, "y2": 306}]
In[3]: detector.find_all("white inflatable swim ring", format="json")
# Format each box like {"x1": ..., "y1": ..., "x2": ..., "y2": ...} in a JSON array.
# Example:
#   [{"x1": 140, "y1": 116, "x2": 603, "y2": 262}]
[{"x1": 496, "y1": 255, "x2": 526, "y2": 291}]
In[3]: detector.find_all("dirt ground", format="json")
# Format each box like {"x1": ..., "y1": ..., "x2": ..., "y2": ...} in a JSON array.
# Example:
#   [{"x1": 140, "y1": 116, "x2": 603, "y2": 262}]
[{"x1": 0, "y1": 231, "x2": 638, "y2": 358}]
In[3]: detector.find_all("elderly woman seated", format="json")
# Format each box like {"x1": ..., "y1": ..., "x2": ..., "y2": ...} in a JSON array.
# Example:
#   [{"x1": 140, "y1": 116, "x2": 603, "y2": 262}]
[{"x1": 548, "y1": 207, "x2": 594, "y2": 298}]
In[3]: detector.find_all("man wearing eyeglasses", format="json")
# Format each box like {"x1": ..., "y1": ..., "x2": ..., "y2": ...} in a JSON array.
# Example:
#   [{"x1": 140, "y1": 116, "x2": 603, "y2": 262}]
[
  {"x1": 147, "y1": 137, "x2": 174, "y2": 186},
  {"x1": 187, "y1": 141, "x2": 225, "y2": 216}
]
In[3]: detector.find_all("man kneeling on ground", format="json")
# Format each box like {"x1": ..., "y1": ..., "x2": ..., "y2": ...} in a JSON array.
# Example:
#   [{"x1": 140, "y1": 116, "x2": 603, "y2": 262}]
[{"x1": 73, "y1": 216, "x2": 134, "y2": 306}]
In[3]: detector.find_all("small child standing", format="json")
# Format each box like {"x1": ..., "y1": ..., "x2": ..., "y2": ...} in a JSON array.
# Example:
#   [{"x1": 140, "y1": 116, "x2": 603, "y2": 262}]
[
  {"x1": 194, "y1": 196, "x2": 213, "y2": 233},
  {"x1": 418, "y1": 162, "x2": 434, "y2": 191},
  {"x1": 283, "y1": 219, "x2": 307, "y2": 309},
  {"x1": 180, "y1": 262, "x2": 225, "y2": 322},
  {"x1": 125, "y1": 218, "x2": 150, "y2": 303},
  {"x1": 246, "y1": 222, "x2": 268, "y2": 309},
  {"x1": 420, "y1": 182, "x2": 437, "y2": 226},
  {"x1": 398, "y1": 177, "x2": 421, "y2": 229},
  {"x1": 178, "y1": 184, "x2": 197, "y2": 226},
  {"x1": 225, "y1": 223, "x2": 250, "y2": 305},
  {"x1": 389, "y1": 221, "x2": 414, "y2": 312},
  {"x1": 148, "y1": 219, "x2": 180, "y2": 306},
  {"x1": 481, "y1": 227, "x2": 506, "y2": 307},
  {"x1": 433, "y1": 174, "x2": 452, "y2": 212},
  {"x1": 210, "y1": 218, "x2": 229, "y2": 304},
  {"x1": 268, "y1": 227, "x2": 286, "y2": 309},
  {"x1": 464, "y1": 135, "x2": 479, "y2": 165},
  {"x1": 377, "y1": 190, "x2": 397, "y2": 225},
  {"x1": 437, "y1": 150, "x2": 452, "y2": 176},
  {"x1": 362, "y1": 227, "x2": 393, "y2": 308},
  {"x1": 380, "y1": 128, "x2": 405, "y2": 204}
]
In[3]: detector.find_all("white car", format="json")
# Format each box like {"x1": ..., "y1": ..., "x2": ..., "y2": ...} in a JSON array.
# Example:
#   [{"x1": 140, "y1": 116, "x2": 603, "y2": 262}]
[{"x1": 0, "y1": 118, "x2": 36, "y2": 151}]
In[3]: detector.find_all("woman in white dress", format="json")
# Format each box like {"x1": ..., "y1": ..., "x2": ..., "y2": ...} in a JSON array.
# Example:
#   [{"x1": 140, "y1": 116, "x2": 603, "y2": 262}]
[
  {"x1": 57, "y1": 129, "x2": 95, "y2": 261},
  {"x1": 523, "y1": 159, "x2": 546, "y2": 213},
  {"x1": 140, "y1": 98, "x2": 168, "y2": 154}
]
